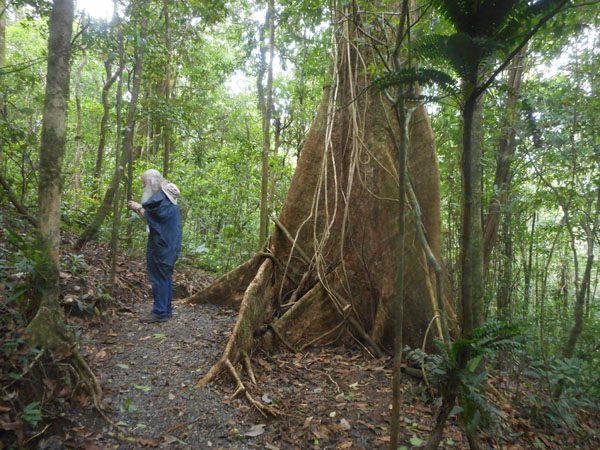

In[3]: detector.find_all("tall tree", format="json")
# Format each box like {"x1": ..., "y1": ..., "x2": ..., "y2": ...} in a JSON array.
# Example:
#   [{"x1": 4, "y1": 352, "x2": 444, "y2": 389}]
[
  {"x1": 26, "y1": 0, "x2": 74, "y2": 344},
  {"x1": 189, "y1": 0, "x2": 450, "y2": 415},
  {"x1": 73, "y1": 45, "x2": 87, "y2": 207},
  {"x1": 161, "y1": 0, "x2": 171, "y2": 178},
  {"x1": 257, "y1": 0, "x2": 275, "y2": 248},
  {"x1": 417, "y1": 1, "x2": 573, "y2": 448},
  {"x1": 483, "y1": 49, "x2": 527, "y2": 275}
]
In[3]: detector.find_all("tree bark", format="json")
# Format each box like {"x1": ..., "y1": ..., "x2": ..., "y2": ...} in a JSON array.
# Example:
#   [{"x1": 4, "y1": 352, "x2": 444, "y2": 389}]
[
  {"x1": 496, "y1": 200, "x2": 512, "y2": 320},
  {"x1": 483, "y1": 49, "x2": 526, "y2": 274},
  {"x1": 73, "y1": 46, "x2": 87, "y2": 207},
  {"x1": 523, "y1": 211, "x2": 536, "y2": 314},
  {"x1": 26, "y1": 0, "x2": 74, "y2": 345},
  {"x1": 563, "y1": 182, "x2": 600, "y2": 358},
  {"x1": 74, "y1": 11, "x2": 148, "y2": 250},
  {"x1": 109, "y1": 26, "x2": 125, "y2": 294},
  {"x1": 162, "y1": 0, "x2": 171, "y2": 178},
  {"x1": 0, "y1": 0, "x2": 6, "y2": 121},
  {"x1": 461, "y1": 90, "x2": 485, "y2": 339},
  {"x1": 188, "y1": 4, "x2": 451, "y2": 379},
  {"x1": 257, "y1": 0, "x2": 275, "y2": 248},
  {"x1": 92, "y1": 60, "x2": 120, "y2": 199}
]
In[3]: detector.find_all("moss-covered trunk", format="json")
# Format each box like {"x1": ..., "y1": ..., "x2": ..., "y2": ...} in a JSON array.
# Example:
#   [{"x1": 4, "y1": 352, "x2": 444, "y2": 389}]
[{"x1": 26, "y1": 0, "x2": 74, "y2": 346}]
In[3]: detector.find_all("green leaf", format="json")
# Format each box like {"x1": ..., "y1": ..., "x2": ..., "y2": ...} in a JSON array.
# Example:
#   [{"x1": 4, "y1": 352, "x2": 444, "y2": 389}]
[
  {"x1": 467, "y1": 355, "x2": 483, "y2": 373},
  {"x1": 134, "y1": 384, "x2": 151, "y2": 392},
  {"x1": 116, "y1": 363, "x2": 130, "y2": 369},
  {"x1": 449, "y1": 405, "x2": 463, "y2": 417},
  {"x1": 410, "y1": 436, "x2": 424, "y2": 447}
]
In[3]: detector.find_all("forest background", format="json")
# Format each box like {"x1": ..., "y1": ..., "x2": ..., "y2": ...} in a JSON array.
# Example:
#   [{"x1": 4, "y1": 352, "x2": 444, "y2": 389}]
[{"x1": 1, "y1": 0, "x2": 600, "y2": 447}]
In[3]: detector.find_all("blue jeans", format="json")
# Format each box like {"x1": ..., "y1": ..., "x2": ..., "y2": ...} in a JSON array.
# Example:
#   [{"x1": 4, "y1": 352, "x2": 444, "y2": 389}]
[{"x1": 147, "y1": 243, "x2": 174, "y2": 319}]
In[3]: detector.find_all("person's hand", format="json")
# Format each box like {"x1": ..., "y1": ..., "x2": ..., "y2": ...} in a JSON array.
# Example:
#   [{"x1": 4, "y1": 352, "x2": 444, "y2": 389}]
[{"x1": 128, "y1": 200, "x2": 142, "y2": 211}]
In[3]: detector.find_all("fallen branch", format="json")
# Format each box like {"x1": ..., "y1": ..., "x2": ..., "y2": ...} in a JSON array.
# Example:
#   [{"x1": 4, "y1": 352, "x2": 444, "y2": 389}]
[{"x1": 0, "y1": 173, "x2": 38, "y2": 227}]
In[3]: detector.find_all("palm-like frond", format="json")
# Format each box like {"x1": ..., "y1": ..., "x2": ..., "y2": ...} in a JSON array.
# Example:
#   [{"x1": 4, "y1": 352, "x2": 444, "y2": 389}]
[
  {"x1": 426, "y1": 0, "x2": 568, "y2": 86},
  {"x1": 373, "y1": 67, "x2": 459, "y2": 97},
  {"x1": 411, "y1": 33, "x2": 506, "y2": 82},
  {"x1": 429, "y1": 0, "x2": 521, "y2": 37}
]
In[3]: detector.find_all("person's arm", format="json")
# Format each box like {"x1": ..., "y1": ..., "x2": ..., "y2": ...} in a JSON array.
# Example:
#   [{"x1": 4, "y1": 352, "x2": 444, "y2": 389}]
[{"x1": 127, "y1": 200, "x2": 146, "y2": 220}]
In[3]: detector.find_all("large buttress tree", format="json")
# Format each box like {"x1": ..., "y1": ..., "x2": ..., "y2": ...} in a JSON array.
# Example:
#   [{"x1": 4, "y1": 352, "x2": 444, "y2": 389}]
[{"x1": 189, "y1": 1, "x2": 451, "y2": 409}]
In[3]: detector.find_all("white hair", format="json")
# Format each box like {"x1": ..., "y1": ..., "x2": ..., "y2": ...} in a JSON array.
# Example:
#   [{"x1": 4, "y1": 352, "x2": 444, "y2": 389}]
[{"x1": 142, "y1": 169, "x2": 163, "y2": 192}]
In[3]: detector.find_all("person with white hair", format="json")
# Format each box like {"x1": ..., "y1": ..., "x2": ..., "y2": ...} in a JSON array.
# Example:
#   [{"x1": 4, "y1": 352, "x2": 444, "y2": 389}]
[{"x1": 128, "y1": 169, "x2": 182, "y2": 323}]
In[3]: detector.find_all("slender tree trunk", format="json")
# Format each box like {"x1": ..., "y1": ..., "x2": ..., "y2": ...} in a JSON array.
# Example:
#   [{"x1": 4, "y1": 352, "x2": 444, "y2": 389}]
[
  {"x1": 268, "y1": 117, "x2": 281, "y2": 213},
  {"x1": 92, "y1": 60, "x2": 119, "y2": 199},
  {"x1": 497, "y1": 199, "x2": 512, "y2": 320},
  {"x1": 109, "y1": 26, "x2": 125, "y2": 294},
  {"x1": 0, "y1": 0, "x2": 6, "y2": 121},
  {"x1": 461, "y1": 90, "x2": 485, "y2": 339},
  {"x1": 162, "y1": 0, "x2": 171, "y2": 178},
  {"x1": 26, "y1": 0, "x2": 74, "y2": 346},
  {"x1": 73, "y1": 47, "x2": 87, "y2": 207},
  {"x1": 523, "y1": 211, "x2": 536, "y2": 314},
  {"x1": 74, "y1": 11, "x2": 148, "y2": 250},
  {"x1": 390, "y1": 4, "x2": 410, "y2": 448},
  {"x1": 483, "y1": 50, "x2": 526, "y2": 274},
  {"x1": 563, "y1": 185, "x2": 600, "y2": 358},
  {"x1": 257, "y1": 0, "x2": 275, "y2": 248}
]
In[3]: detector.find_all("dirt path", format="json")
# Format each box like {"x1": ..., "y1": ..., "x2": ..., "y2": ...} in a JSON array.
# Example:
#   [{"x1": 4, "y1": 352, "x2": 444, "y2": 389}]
[
  {"x1": 67, "y1": 299, "x2": 452, "y2": 450},
  {"x1": 75, "y1": 301, "x2": 256, "y2": 449}
]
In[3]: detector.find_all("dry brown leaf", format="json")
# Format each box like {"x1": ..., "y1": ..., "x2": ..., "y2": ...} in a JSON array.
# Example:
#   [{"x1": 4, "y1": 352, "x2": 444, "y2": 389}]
[
  {"x1": 336, "y1": 442, "x2": 353, "y2": 449},
  {"x1": 302, "y1": 416, "x2": 313, "y2": 429},
  {"x1": 137, "y1": 437, "x2": 159, "y2": 447},
  {"x1": 82, "y1": 443, "x2": 103, "y2": 450}
]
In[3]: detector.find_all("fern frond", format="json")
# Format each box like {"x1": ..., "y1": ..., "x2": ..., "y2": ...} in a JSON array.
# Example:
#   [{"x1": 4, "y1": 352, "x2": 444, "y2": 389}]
[{"x1": 372, "y1": 68, "x2": 459, "y2": 97}]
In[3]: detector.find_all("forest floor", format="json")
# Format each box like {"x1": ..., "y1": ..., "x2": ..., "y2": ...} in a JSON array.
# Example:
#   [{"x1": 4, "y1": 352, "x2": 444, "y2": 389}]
[{"x1": 1, "y1": 209, "x2": 598, "y2": 449}]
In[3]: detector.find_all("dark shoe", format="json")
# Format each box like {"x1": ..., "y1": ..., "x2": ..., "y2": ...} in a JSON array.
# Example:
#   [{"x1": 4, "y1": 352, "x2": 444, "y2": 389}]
[{"x1": 139, "y1": 312, "x2": 167, "y2": 323}]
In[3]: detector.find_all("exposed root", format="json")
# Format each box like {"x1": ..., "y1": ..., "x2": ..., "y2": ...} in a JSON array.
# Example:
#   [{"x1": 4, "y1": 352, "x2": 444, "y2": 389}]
[
  {"x1": 197, "y1": 259, "x2": 276, "y2": 414},
  {"x1": 198, "y1": 359, "x2": 225, "y2": 388},
  {"x1": 224, "y1": 359, "x2": 278, "y2": 417},
  {"x1": 243, "y1": 351, "x2": 257, "y2": 385}
]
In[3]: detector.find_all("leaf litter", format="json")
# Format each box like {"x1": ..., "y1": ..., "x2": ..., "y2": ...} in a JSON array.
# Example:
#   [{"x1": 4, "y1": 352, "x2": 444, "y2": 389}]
[{"x1": 1, "y1": 219, "x2": 598, "y2": 449}]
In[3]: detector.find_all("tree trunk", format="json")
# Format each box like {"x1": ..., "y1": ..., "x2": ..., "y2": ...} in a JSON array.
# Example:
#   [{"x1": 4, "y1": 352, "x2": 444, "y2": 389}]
[
  {"x1": 483, "y1": 49, "x2": 526, "y2": 274},
  {"x1": 74, "y1": 11, "x2": 148, "y2": 250},
  {"x1": 92, "y1": 60, "x2": 119, "y2": 199},
  {"x1": 563, "y1": 184, "x2": 600, "y2": 358},
  {"x1": 189, "y1": 5, "x2": 451, "y2": 389},
  {"x1": 26, "y1": 0, "x2": 73, "y2": 346},
  {"x1": 496, "y1": 200, "x2": 512, "y2": 320},
  {"x1": 523, "y1": 211, "x2": 536, "y2": 314},
  {"x1": 73, "y1": 47, "x2": 87, "y2": 207},
  {"x1": 257, "y1": 0, "x2": 275, "y2": 248},
  {"x1": 162, "y1": 0, "x2": 171, "y2": 178},
  {"x1": 109, "y1": 27, "x2": 125, "y2": 294},
  {"x1": 461, "y1": 90, "x2": 485, "y2": 339},
  {"x1": 0, "y1": 0, "x2": 6, "y2": 121}
]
